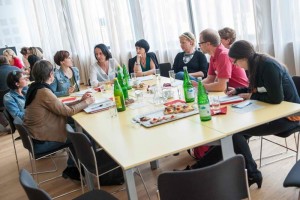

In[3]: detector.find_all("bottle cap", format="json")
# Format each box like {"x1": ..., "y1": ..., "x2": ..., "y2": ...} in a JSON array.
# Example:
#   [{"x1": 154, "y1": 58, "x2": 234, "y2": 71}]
[
  {"x1": 183, "y1": 66, "x2": 187, "y2": 70},
  {"x1": 197, "y1": 77, "x2": 202, "y2": 81}
]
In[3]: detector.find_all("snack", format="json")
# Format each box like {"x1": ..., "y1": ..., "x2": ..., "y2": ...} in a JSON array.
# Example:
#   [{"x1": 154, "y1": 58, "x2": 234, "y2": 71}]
[
  {"x1": 163, "y1": 83, "x2": 172, "y2": 87},
  {"x1": 125, "y1": 98, "x2": 135, "y2": 105},
  {"x1": 133, "y1": 83, "x2": 145, "y2": 89},
  {"x1": 140, "y1": 116, "x2": 150, "y2": 122},
  {"x1": 163, "y1": 103, "x2": 194, "y2": 115}
]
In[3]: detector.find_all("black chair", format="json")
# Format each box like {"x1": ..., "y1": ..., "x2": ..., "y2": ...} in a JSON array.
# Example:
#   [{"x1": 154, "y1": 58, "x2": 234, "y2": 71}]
[
  {"x1": 283, "y1": 160, "x2": 300, "y2": 199},
  {"x1": 258, "y1": 76, "x2": 300, "y2": 167},
  {"x1": 14, "y1": 117, "x2": 71, "y2": 185},
  {"x1": 157, "y1": 155, "x2": 251, "y2": 200},
  {"x1": 3, "y1": 109, "x2": 19, "y2": 171},
  {"x1": 68, "y1": 130, "x2": 150, "y2": 198},
  {"x1": 158, "y1": 63, "x2": 172, "y2": 78},
  {"x1": 0, "y1": 89, "x2": 9, "y2": 111},
  {"x1": 19, "y1": 168, "x2": 118, "y2": 200}
]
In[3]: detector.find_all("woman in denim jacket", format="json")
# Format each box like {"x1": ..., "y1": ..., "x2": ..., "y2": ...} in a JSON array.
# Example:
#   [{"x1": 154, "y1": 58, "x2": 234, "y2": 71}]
[
  {"x1": 4, "y1": 71, "x2": 28, "y2": 119},
  {"x1": 50, "y1": 50, "x2": 80, "y2": 97}
]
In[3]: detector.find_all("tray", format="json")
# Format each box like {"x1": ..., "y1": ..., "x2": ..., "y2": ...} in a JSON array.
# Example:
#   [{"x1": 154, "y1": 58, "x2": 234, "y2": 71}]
[{"x1": 133, "y1": 105, "x2": 199, "y2": 128}]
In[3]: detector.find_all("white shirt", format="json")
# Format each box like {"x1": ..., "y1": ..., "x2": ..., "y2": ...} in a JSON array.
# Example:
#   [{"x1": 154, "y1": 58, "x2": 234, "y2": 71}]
[{"x1": 89, "y1": 61, "x2": 116, "y2": 87}]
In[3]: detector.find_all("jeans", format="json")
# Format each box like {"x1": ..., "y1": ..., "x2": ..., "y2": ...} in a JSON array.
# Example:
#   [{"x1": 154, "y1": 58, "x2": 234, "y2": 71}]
[
  {"x1": 175, "y1": 71, "x2": 198, "y2": 82},
  {"x1": 232, "y1": 118, "x2": 299, "y2": 176},
  {"x1": 33, "y1": 136, "x2": 76, "y2": 167}
]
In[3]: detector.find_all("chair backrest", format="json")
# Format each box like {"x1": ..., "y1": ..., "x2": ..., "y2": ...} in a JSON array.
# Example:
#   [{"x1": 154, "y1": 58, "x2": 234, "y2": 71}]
[
  {"x1": 158, "y1": 63, "x2": 172, "y2": 78},
  {"x1": 283, "y1": 160, "x2": 300, "y2": 187},
  {"x1": 14, "y1": 117, "x2": 33, "y2": 153},
  {"x1": 292, "y1": 76, "x2": 300, "y2": 97},
  {"x1": 3, "y1": 109, "x2": 16, "y2": 133},
  {"x1": 68, "y1": 131, "x2": 97, "y2": 174},
  {"x1": 157, "y1": 155, "x2": 250, "y2": 200},
  {"x1": 19, "y1": 169, "x2": 52, "y2": 200},
  {"x1": 0, "y1": 89, "x2": 9, "y2": 111}
]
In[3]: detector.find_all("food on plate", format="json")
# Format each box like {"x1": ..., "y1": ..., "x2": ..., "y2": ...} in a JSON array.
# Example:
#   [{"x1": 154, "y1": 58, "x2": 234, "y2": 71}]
[
  {"x1": 140, "y1": 116, "x2": 150, "y2": 122},
  {"x1": 163, "y1": 103, "x2": 194, "y2": 115},
  {"x1": 125, "y1": 98, "x2": 135, "y2": 105},
  {"x1": 163, "y1": 83, "x2": 172, "y2": 87},
  {"x1": 133, "y1": 83, "x2": 145, "y2": 89},
  {"x1": 149, "y1": 115, "x2": 176, "y2": 124}
]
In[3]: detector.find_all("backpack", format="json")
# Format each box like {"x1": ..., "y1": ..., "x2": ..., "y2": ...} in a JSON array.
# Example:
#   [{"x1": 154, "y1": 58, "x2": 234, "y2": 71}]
[
  {"x1": 96, "y1": 150, "x2": 124, "y2": 186},
  {"x1": 187, "y1": 145, "x2": 211, "y2": 159}
]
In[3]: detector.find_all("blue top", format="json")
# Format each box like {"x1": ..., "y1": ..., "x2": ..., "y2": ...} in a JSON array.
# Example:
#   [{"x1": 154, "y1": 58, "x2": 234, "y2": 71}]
[
  {"x1": 50, "y1": 67, "x2": 80, "y2": 97},
  {"x1": 3, "y1": 90, "x2": 26, "y2": 120}
]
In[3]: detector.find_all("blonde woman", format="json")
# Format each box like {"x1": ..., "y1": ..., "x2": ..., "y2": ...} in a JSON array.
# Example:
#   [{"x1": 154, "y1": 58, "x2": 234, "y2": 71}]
[
  {"x1": 3, "y1": 49, "x2": 24, "y2": 69},
  {"x1": 173, "y1": 32, "x2": 208, "y2": 81}
]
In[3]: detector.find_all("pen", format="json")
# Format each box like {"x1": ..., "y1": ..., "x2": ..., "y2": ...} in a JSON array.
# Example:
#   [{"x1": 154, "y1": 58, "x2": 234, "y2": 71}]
[{"x1": 226, "y1": 82, "x2": 229, "y2": 93}]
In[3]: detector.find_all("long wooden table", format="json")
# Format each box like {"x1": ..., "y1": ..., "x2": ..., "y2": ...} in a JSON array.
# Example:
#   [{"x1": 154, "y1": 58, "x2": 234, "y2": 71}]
[{"x1": 72, "y1": 77, "x2": 300, "y2": 200}]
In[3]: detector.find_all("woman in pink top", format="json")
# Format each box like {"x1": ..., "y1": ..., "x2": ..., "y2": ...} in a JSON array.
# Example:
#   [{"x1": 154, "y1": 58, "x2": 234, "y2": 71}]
[{"x1": 3, "y1": 48, "x2": 24, "y2": 69}]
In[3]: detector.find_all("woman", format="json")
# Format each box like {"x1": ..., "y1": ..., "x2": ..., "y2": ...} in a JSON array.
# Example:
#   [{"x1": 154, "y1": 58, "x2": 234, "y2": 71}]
[
  {"x1": 227, "y1": 40, "x2": 300, "y2": 188},
  {"x1": 20, "y1": 47, "x2": 30, "y2": 69},
  {"x1": 173, "y1": 32, "x2": 208, "y2": 81},
  {"x1": 89, "y1": 44, "x2": 117, "y2": 87},
  {"x1": 3, "y1": 49, "x2": 24, "y2": 69},
  {"x1": 24, "y1": 60, "x2": 95, "y2": 181},
  {"x1": 218, "y1": 27, "x2": 236, "y2": 49},
  {"x1": 3, "y1": 71, "x2": 27, "y2": 119},
  {"x1": 29, "y1": 47, "x2": 43, "y2": 59},
  {"x1": 128, "y1": 39, "x2": 159, "y2": 76},
  {"x1": 50, "y1": 50, "x2": 80, "y2": 97}
]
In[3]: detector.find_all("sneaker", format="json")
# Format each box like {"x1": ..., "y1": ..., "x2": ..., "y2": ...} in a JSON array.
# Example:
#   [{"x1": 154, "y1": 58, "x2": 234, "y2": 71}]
[{"x1": 62, "y1": 167, "x2": 81, "y2": 181}]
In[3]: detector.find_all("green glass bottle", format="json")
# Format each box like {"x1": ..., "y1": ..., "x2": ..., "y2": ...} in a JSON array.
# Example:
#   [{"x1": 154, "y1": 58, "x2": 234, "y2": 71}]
[
  {"x1": 197, "y1": 77, "x2": 211, "y2": 121},
  {"x1": 122, "y1": 64, "x2": 132, "y2": 90},
  {"x1": 117, "y1": 66, "x2": 129, "y2": 99},
  {"x1": 114, "y1": 78, "x2": 126, "y2": 112},
  {"x1": 183, "y1": 66, "x2": 195, "y2": 103}
]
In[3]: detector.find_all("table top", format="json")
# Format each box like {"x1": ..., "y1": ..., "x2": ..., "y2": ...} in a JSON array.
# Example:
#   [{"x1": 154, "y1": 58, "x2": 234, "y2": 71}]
[{"x1": 72, "y1": 76, "x2": 300, "y2": 169}]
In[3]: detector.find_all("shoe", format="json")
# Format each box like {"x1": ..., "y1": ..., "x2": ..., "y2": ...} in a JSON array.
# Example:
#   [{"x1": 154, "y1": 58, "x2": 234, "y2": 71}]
[
  {"x1": 248, "y1": 171, "x2": 263, "y2": 188},
  {"x1": 62, "y1": 167, "x2": 81, "y2": 181}
]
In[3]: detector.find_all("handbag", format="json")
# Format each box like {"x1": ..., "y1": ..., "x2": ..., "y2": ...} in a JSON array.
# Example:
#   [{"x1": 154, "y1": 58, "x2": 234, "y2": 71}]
[{"x1": 187, "y1": 145, "x2": 211, "y2": 159}]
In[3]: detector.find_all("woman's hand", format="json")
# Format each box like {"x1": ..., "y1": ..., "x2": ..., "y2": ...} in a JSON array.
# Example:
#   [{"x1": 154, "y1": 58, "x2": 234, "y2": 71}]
[
  {"x1": 68, "y1": 86, "x2": 75, "y2": 94},
  {"x1": 238, "y1": 93, "x2": 252, "y2": 100},
  {"x1": 81, "y1": 92, "x2": 93, "y2": 101},
  {"x1": 226, "y1": 87, "x2": 236, "y2": 96},
  {"x1": 84, "y1": 96, "x2": 95, "y2": 105},
  {"x1": 136, "y1": 54, "x2": 142, "y2": 64}
]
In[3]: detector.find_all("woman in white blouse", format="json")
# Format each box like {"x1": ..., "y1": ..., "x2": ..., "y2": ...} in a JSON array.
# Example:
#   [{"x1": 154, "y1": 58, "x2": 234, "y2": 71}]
[{"x1": 89, "y1": 44, "x2": 118, "y2": 87}]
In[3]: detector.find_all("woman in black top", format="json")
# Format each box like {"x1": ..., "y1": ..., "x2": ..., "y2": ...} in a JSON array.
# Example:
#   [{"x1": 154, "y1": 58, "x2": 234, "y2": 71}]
[
  {"x1": 227, "y1": 40, "x2": 300, "y2": 188},
  {"x1": 173, "y1": 32, "x2": 208, "y2": 81}
]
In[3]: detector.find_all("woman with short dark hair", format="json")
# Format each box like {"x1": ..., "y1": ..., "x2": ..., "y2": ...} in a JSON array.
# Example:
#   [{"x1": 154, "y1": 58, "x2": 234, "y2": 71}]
[
  {"x1": 128, "y1": 39, "x2": 159, "y2": 77},
  {"x1": 89, "y1": 44, "x2": 118, "y2": 87},
  {"x1": 227, "y1": 40, "x2": 300, "y2": 188},
  {"x1": 3, "y1": 71, "x2": 28, "y2": 119},
  {"x1": 50, "y1": 50, "x2": 80, "y2": 97},
  {"x1": 24, "y1": 60, "x2": 95, "y2": 180}
]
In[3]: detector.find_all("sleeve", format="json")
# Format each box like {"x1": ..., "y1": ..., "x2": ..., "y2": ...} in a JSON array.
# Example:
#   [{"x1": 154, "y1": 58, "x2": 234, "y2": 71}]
[
  {"x1": 72, "y1": 67, "x2": 80, "y2": 90},
  {"x1": 89, "y1": 64, "x2": 99, "y2": 87},
  {"x1": 216, "y1": 53, "x2": 232, "y2": 79},
  {"x1": 40, "y1": 89, "x2": 88, "y2": 117},
  {"x1": 196, "y1": 52, "x2": 208, "y2": 78},
  {"x1": 50, "y1": 74, "x2": 68, "y2": 97},
  {"x1": 3, "y1": 94, "x2": 25, "y2": 119},
  {"x1": 128, "y1": 57, "x2": 136, "y2": 74},
  {"x1": 173, "y1": 53, "x2": 181, "y2": 73},
  {"x1": 250, "y1": 64, "x2": 283, "y2": 104}
]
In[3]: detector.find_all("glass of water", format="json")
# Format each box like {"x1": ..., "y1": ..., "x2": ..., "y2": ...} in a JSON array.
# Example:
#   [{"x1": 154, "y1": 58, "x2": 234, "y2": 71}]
[
  {"x1": 169, "y1": 70, "x2": 175, "y2": 83},
  {"x1": 210, "y1": 96, "x2": 220, "y2": 111},
  {"x1": 155, "y1": 69, "x2": 161, "y2": 80}
]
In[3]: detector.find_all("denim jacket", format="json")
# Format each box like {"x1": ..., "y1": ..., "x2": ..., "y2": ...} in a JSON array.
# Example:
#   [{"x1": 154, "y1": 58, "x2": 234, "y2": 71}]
[
  {"x1": 3, "y1": 90, "x2": 26, "y2": 120},
  {"x1": 50, "y1": 67, "x2": 80, "y2": 97}
]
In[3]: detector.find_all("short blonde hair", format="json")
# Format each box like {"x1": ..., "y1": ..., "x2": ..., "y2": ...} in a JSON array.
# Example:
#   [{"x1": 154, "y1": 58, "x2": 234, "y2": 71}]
[
  {"x1": 179, "y1": 32, "x2": 196, "y2": 46},
  {"x1": 3, "y1": 49, "x2": 16, "y2": 58}
]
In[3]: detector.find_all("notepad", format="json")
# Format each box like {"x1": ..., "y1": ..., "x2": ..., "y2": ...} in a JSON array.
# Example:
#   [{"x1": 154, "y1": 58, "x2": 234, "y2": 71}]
[
  {"x1": 84, "y1": 98, "x2": 113, "y2": 113},
  {"x1": 218, "y1": 95, "x2": 244, "y2": 105}
]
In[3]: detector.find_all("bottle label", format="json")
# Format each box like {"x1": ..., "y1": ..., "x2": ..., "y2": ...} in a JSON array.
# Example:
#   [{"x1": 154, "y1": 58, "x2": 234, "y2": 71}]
[
  {"x1": 187, "y1": 87, "x2": 195, "y2": 99},
  {"x1": 198, "y1": 104, "x2": 211, "y2": 117},
  {"x1": 115, "y1": 96, "x2": 122, "y2": 108}
]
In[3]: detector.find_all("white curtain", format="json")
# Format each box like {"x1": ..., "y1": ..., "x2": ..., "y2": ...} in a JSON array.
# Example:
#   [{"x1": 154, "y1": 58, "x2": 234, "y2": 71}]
[{"x1": 249, "y1": 0, "x2": 300, "y2": 75}]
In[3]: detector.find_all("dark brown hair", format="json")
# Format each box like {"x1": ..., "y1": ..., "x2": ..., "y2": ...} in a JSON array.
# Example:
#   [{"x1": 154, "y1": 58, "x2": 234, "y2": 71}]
[
  {"x1": 54, "y1": 50, "x2": 70, "y2": 66},
  {"x1": 6, "y1": 71, "x2": 23, "y2": 90}
]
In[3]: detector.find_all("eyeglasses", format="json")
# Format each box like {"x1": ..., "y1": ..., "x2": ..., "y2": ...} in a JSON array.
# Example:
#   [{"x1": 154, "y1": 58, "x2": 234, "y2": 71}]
[{"x1": 198, "y1": 41, "x2": 207, "y2": 46}]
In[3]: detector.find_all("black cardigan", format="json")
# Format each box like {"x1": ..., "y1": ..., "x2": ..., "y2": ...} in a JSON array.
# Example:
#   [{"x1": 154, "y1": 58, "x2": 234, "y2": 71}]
[{"x1": 128, "y1": 52, "x2": 159, "y2": 74}]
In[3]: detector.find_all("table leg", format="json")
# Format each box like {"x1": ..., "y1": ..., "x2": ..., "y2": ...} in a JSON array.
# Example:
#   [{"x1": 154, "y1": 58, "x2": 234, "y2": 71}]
[
  {"x1": 124, "y1": 168, "x2": 138, "y2": 200},
  {"x1": 150, "y1": 160, "x2": 159, "y2": 170},
  {"x1": 221, "y1": 135, "x2": 236, "y2": 159}
]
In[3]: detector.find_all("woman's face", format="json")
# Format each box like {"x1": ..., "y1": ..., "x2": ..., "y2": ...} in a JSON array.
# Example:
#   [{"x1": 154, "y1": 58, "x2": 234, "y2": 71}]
[
  {"x1": 17, "y1": 74, "x2": 29, "y2": 89},
  {"x1": 61, "y1": 56, "x2": 73, "y2": 67},
  {"x1": 135, "y1": 46, "x2": 146, "y2": 55},
  {"x1": 4, "y1": 52, "x2": 13, "y2": 62},
  {"x1": 180, "y1": 37, "x2": 193, "y2": 52},
  {"x1": 233, "y1": 58, "x2": 248, "y2": 70},
  {"x1": 94, "y1": 48, "x2": 106, "y2": 63}
]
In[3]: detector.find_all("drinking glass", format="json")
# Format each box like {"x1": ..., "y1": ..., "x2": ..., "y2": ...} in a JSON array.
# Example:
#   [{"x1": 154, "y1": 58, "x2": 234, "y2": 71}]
[
  {"x1": 131, "y1": 72, "x2": 137, "y2": 86},
  {"x1": 155, "y1": 69, "x2": 161, "y2": 80},
  {"x1": 109, "y1": 103, "x2": 117, "y2": 118},
  {"x1": 134, "y1": 90, "x2": 143, "y2": 102},
  {"x1": 210, "y1": 96, "x2": 220, "y2": 111},
  {"x1": 169, "y1": 70, "x2": 175, "y2": 83}
]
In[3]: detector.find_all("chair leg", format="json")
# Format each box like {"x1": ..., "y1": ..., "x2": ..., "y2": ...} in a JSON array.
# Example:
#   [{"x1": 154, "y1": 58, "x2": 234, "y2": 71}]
[{"x1": 11, "y1": 133, "x2": 19, "y2": 172}]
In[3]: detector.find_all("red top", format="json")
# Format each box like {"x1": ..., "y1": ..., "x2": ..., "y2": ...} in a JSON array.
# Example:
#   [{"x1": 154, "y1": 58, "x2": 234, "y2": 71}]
[
  {"x1": 12, "y1": 57, "x2": 24, "y2": 69},
  {"x1": 208, "y1": 44, "x2": 249, "y2": 88}
]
